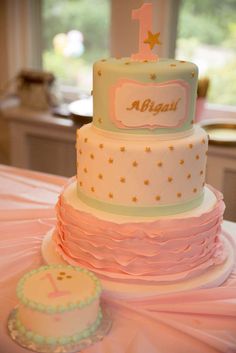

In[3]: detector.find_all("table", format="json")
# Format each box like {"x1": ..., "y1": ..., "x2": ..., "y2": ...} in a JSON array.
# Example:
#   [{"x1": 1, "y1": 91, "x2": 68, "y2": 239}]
[{"x1": 0, "y1": 164, "x2": 236, "y2": 353}]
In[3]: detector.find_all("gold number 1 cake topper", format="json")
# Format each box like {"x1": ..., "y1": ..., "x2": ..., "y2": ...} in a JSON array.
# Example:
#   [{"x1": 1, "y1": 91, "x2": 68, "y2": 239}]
[{"x1": 131, "y1": 3, "x2": 161, "y2": 61}]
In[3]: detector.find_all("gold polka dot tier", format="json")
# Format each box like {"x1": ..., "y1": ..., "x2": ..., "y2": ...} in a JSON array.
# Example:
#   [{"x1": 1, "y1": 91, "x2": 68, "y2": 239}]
[{"x1": 76, "y1": 124, "x2": 208, "y2": 211}]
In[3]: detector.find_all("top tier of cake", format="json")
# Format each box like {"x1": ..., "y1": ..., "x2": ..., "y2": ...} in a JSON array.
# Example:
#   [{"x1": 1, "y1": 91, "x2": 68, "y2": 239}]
[{"x1": 93, "y1": 58, "x2": 198, "y2": 135}]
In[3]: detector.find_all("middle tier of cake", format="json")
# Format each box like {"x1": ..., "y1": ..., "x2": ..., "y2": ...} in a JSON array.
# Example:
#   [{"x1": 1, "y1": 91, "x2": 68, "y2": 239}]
[{"x1": 76, "y1": 123, "x2": 208, "y2": 216}]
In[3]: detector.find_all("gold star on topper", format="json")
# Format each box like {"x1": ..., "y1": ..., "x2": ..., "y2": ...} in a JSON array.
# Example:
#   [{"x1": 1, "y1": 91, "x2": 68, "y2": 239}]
[{"x1": 144, "y1": 31, "x2": 161, "y2": 50}]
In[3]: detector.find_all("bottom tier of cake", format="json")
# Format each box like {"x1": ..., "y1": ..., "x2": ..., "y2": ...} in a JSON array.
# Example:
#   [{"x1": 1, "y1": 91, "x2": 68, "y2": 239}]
[{"x1": 46, "y1": 179, "x2": 233, "y2": 293}]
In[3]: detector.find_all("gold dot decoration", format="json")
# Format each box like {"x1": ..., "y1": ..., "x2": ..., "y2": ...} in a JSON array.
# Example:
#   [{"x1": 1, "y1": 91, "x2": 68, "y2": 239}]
[
  {"x1": 200, "y1": 170, "x2": 203, "y2": 175},
  {"x1": 90, "y1": 153, "x2": 94, "y2": 159},
  {"x1": 145, "y1": 147, "x2": 151, "y2": 153},
  {"x1": 155, "y1": 195, "x2": 161, "y2": 201},
  {"x1": 170, "y1": 64, "x2": 176, "y2": 67},
  {"x1": 97, "y1": 70, "x2": 102, "y2": 76},
  {"x1": 79, "y1": 181, "x2": 83, "y2": 186},
  {"x1": 57, "y1": 277, "x2": 63, "y2": 280},
  {"x1": 83, "y1": 167, "x2": 88, "y2": 173},
  {"x1": 179, "y1": 159, "x2": 185, "y2": 165},
  {"x1": 99, "y1": 143, "x2": 104, "y2": 149},
  {"x1": 191, "y1": 71, "x2": 195, "y2": 78},
  {"x1": 79, "y1": 149, "x2": 82, "y2": 155},
  {"x1": 132, "y1": 161, "x2": 138, "y2": 167},
  {"x1": 57, "y1": 272, "x2": 73, "y2": 281},
  {"x1": 101, "y1": 59, "x2": 107, "y2": 62},
  {"x1": 187, "y1": 173, "x2": 191, "y2": 179},
  {"x1": 193, "y1": 188, "x2": 197, "y2": 193},
  {"x1": 157, "y1": 161, "x2": 163, "y2": 167},
  {"x1": 108, "y1": 158, "x2": 114, "y2": 164},
  {"x1": 177, "y1": 192, "x2": 182, "y2": 198},
  {"x1": 189, "y1": 143, "x2": 193, "y2": 149},
  {"x1": 143, "y1": 60, "x2": 148, "y2": 63},
  {"x1": 168, "y1": 177, "x2": 173, "y2": 183},
  {"x1": 98, "y1": 173, "x2": 103, "y2": 180},
  {"x1": 98, "y1": 117, "x2": 102, "y2": 124},
  {"x1": 180, "y1": 60, "x2": 186, "y2": 63},
  {"x1": 59, "y1": 272, "x2": 66, "y2": 275},
  {"x1": 132, "y1": 196, "x2": 138, "y2": 203},
  {"x1": 120, "y1": 177, "x2": 126, "y2": 183},
  {"x1": 125, "y1": 61, "x2": 130, "y2": 65},
  {"x1": 66, "y1": 275, "x2": 72, "y2": 279},
  {"x1": 120, "y1": 146, "x2": 126, "y2": 152},
  {"x1": 168, "y1": 146, "x2": 174, "y2": 151},
  {"x1": 91, "y1": 186, "x2": 95, "y2": 193},
  {"x1": 144, "y1": 179, "x2": 150, "y2": 185},
  {"x1": 201, "y1": 138, "x2": 206, "y2": 144},
  {"x1": 150, "y1": 73, "x2": 157, "y2": 80},
  {"x1": 84, "y1": 138, "x2": 88, "y2": 143},
  {"x1": 108, "y1": 192, "x2": 113, "y2": 199},
  {"x1": 191, "y1": 119, "x2": 194, "y2": 124},
  {"x1": 196, "y1": 154, "x2": 200, "y2": 160}
]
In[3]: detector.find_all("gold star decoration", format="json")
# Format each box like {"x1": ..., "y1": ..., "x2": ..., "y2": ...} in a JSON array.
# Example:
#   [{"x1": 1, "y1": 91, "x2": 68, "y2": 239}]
[
  {"x1": 99, "y1": 143, "x2": 104, "y2": 149},
  {"x1": 177, "y1": 192, "x2": 182, "y2": 198},
  {"x1": 98, "y1": 117, "x2": 102, "y2": 124},
  {"x1": 144, "y1": 31, "x2": 161, "y2": 50},
  {"x1": 155, "y1": 195, "x2": 161, "y2": 201},
  {"x1": 150, "y1": 73, "x2": 157, "y2": 80},
  {"x1": 132, "y1": 196, "x2": 138, "y2": 203},
  {"x1": 179, "y1": 159, "x2": 185, "y2": 165},
  {"x1": 120, "y1": 177, "x2": 126, "y2": 183},
  {"x1": 132, "y1": 161, "x2": 138, "y2": 167},
  {"x1": 187, "y1": 173, "x2": 191, "y2": 179},
  {"x1": 120, "y1": 146, "x2": 126, "y2": 152},
  {"x1": 108, "y1": 158, "x2": 114, "y2": 164},
  {"x1": 98, "y1": 173, "x2": 103, "y2": 179},
  {"x1": 157, "y1": 161, "x2": 163, "y2": 167},
  {"x1": 193, "y1": 188, "x2": 197, "y2": 193},
  {"x1": 144, "y1": 179, "x2": 150, "y2": 185},
  {"x1": 168, "y1": 177, "x2": 173, "y2": 183},
  {"x1": 145, "y1": 147, "x2": 151, "y2": 153},
  {"x1": 108, "y1": 192, "x2": 113, "y2": 199}
]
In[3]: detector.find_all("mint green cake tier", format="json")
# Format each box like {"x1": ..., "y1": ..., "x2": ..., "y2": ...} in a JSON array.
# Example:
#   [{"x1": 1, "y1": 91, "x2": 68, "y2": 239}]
[{"x1": 93, "y1": 58, "x2": 198, "y2": 135}]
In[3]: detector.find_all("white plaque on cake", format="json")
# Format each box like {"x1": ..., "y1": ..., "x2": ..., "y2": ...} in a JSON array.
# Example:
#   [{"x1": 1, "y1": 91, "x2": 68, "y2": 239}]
[{"x1": 110, "y1": 79, "x2": 190, "y2": 129}]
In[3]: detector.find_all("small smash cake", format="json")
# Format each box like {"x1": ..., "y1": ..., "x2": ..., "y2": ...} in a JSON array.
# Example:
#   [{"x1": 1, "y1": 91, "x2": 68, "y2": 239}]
[{"x1": 10, "y1": 265, "x2": 104, "y2": 350}]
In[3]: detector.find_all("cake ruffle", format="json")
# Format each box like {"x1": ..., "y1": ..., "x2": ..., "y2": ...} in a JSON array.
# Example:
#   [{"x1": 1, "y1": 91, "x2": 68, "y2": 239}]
[{"x1": 54, "y1": 182, "x2": 226, "y2": 284}]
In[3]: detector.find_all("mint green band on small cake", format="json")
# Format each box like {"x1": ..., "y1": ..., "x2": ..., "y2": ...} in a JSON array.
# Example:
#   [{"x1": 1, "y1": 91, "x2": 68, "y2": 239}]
[
  {"x1": 16, "y1": 265, "x2": 102, "y2": 314},
  {"x1": 15, "y1": 307, "x2": 103, "y2": 346},
  {"x1": 77, "y1": 189, "x2": 204, "y2": 217}
]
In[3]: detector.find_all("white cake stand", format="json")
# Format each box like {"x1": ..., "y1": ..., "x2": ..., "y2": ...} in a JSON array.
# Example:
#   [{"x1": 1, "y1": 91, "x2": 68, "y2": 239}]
[{"x1": 42, "y1": 228, "x2": 235, "y2": 299}]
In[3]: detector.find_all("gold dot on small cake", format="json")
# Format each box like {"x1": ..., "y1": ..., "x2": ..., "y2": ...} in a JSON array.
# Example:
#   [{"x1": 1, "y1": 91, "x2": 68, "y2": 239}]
[
  {"x1": 144, "y1": 179, "x2": 150, "y2": 185},
  {"x1": 90, "y1": 153, "x2": 94, "y2": 159},
  {"x1": 155, "y1": 195, "x2": 161, "y2": 201},
  {"x1": 179, "y1": 159, "x2": 184, "y2": 165},
  {"x1": 59, "y1": 272, "x2": 66, "y2": 275},
  {"x1": 143, "y1": 60, "x2": 148, "y2": 63},
  {"x1": 132, "y1": 196, "x2": 138, "y2": 202},
  {"x1": 108, "y1": 192, "x2": 113, "y2": 199},
  {"x1": 83, "y1": 167, "x2": 88, "y2": 173},
  {"x1": 108, "y1": 158, "x2": 114, "y2": 164},
  {"x1": 200, "y1": 170, "x2": 203, "y2": 175},
  {"x1": 145, "y1": 147, "x2": 151, "y2": 153},
  {"x1": 150, "y1": 73, "x2": 157, "y2": 80},
  {"x1": 99, "y1": 143, "x2": 104, "y2": 149},
  {"x1": 157, "y1": 161, "x2": 163, "y2": 167},
  {"x1": 191, "y1": 71, "x2": 195, "y2": 77},
  {"x1": 180, "y1": 60, "x2": 186, "y2": 63},
  {"x1": 101, "y1": 59, "x2": 107, "y2": 62},
  {"x1": 98, "y1": 118, "x2": 102, "y2": 124},
  {"x1": 168, "y1": 177, "x2": 173, "y2": 182},
  {"x1": 120, "y1": 177, "x2": 126, "y2": 183},
  {"x1": 177, "y1": 192, "x2": 182, "y2": 198},
  {"x1": 132, "y1": 161, "x2": 138, "y2": 167},
  {"x1": 189, "y1": 143, "x2": 193, "y2": 149},
  {"x1": 57, "y1": 277, "x2": 63, "y2": 280},
  {"x1": 193, "y1": 188, "x2": 197, "y2": 193},
  {"x1": 66, "y1": 275, "x2": 72, "y2": 279},
  {"x1": 196, "y1": 154, "x2": 200, "y2": 160},
  {"x1": 120, "y1": 146, "x2": 126, "y2": 152},
  {"x1": 168, "y1": 146, "x2": 174, "y2": 151},
  {"x1": 187, "y1": 173, "x2": 191, "y2": 179},
  {"x1": 79, "y1": 181, "x2": 83, "y2": 186},
  {"x1": 91, "y1": 187, "x2": 95, "y2": 192},
  {"x1": 170, "y1": 64, "x2": 176, "y2": 67},
  {"x1": 97, "y1": 70, "x2": 102, "y2": 76},
  {"x1": 84, "y1": 138, "x2": 88, "y2": 143},
  {"x1": 125, "y1": 61, "x2": 130, "y2": 65},
  {"x1": 98, "y1": 173, "x2": 103, "y2": 179},
  {"x1": 79, "y1": 149, "x2": 82, "y2": 155}
]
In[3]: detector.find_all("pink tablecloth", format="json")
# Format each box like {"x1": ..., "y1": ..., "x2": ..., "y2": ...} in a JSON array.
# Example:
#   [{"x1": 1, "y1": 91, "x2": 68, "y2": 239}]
[{"x1": 0, "y1": 164, "x2": 236, "y2": 353}]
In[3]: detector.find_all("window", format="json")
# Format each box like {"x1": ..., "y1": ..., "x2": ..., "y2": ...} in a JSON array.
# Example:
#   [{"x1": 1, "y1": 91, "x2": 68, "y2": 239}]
[
  {"x1": 176, "y1": 0, "x2": 236, "y2": 109},
  {"x1": 42, "y1": 0, "x2": 110, "y2": 98}
]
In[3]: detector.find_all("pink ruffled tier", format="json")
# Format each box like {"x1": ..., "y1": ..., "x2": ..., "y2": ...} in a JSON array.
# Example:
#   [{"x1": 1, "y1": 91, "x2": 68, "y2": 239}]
[{"x1": 54, "y1": 182, "x2": 227, "y2": 284}]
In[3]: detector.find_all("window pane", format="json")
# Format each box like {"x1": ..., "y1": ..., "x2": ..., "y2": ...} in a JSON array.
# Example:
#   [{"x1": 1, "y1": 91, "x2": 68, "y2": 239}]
[
  {"x1": 176, "y1": 0, "x2": 236, "y2": 106},
  {"x1": 42, "y1": 0, "x2": 110, "y2": 96}
]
